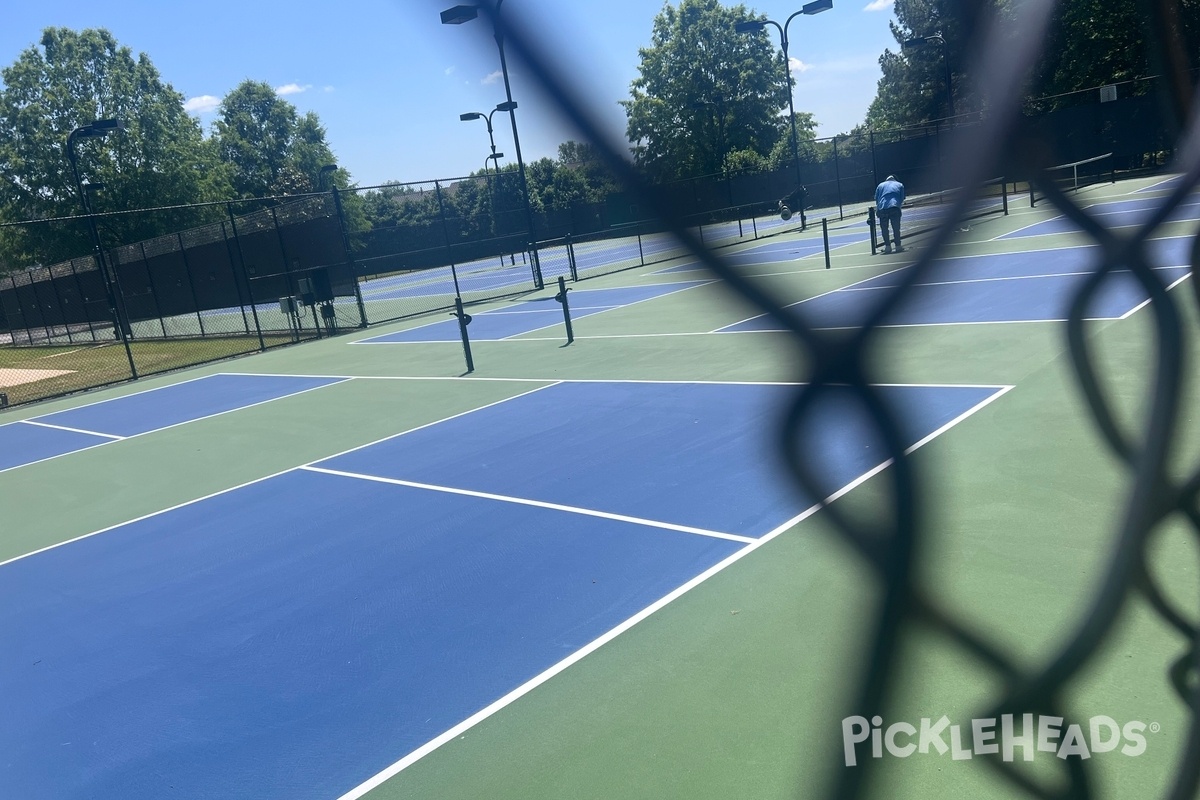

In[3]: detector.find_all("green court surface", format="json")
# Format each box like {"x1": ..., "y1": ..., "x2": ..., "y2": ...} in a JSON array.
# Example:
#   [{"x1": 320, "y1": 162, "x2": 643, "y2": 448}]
[{"x1": 2, "y1": 174, "x2": 1197, "y2": 800}]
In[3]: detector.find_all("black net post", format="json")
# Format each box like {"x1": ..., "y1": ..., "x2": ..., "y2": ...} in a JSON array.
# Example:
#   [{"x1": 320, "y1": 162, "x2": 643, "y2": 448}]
[
  {"x1": 452, "y1": 295, "x2": 474, "y2": 373},
  {"x1": 867, "y1": 206, "x2": 878, "y2": 254},
  {"x1": 555, "y1": 275, "x2": 574, "y2": 344},
  {"x1": 822, "y1": 218, "x2": 832, "y2": 270}
]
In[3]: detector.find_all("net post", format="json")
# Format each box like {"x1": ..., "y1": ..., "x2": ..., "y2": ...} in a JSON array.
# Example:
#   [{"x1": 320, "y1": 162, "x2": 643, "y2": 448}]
[
  {"x1": 1001, "y1": 179, "x2": 1009, "y2": 215},
  {"x1": 555, "y1": 275, "x2": 574, "y2": 344},
  {"x1": 452, "y1": 295, "x2": 474, "y2": 373},
  {"x1": 822, "y1": 217, "x2": 832, "y2": 270},
  {"x1": 868, "y1": 206, "x2": 878, "y2": 255}
]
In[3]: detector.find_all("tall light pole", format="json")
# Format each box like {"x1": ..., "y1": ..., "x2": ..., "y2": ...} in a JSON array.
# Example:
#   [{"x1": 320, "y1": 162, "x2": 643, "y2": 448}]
[
  {"x1": 66, "y1": 118, "x2": 137, "y2": 377},
  {"x1": 902, "y1": 34, "x2": 955, "y2": 121},
  {"x1": 441, "y1": 2, "x2": 541, "y2": 285},
  {"x1": 460, "y1": 100, "x2": 517, "y2": 173},
  {"x1": 736, "y1": 0, "x2": 832, "y2": 231}
]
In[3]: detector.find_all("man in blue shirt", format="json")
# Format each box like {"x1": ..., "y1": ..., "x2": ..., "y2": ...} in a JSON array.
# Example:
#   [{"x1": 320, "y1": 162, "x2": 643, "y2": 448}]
[{"x1": 875, "y1": 175, "x2": 906, "y2": 254}]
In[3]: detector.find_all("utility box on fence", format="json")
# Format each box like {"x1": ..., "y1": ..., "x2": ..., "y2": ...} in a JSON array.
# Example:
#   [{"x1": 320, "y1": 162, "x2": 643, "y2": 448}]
[{"x1": 297, "y1": 268, "x2": 333, "y2": 306}]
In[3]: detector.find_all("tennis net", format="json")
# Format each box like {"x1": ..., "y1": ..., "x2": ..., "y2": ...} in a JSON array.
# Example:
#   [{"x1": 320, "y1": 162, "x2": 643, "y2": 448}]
[{"x1": 1029, "y1": 152, "x2": 1115, "y2": 207}]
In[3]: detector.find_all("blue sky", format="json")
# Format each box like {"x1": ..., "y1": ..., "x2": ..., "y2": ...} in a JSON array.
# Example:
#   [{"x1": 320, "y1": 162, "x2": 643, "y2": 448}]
[{"x1": 1, "y1": 0, "x2": 901, "y2": 188}]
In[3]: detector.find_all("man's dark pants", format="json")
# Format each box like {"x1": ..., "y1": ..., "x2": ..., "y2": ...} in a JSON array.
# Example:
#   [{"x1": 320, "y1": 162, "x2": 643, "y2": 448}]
[{"x1": 879, "y1": 207, "x2": 902, "y2": 251}]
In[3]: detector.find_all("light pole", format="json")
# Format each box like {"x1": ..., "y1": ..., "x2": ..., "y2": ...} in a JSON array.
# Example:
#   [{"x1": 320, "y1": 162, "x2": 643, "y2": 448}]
[
  {"x1": 66, "y1": 118, "x2": 137, "y2": 377},
  {"x1": 441, "y1": 1, "x2": 541, "y2": 285},
  {"x1": 460, "y1": 101, "x2": 517, "y2": 173},
  {"x1": 735, "y1": 0, "x2": 832, "y2": 231},
  {"x1": 902, "y1": 34, "x2": 955, "y2": 121}
]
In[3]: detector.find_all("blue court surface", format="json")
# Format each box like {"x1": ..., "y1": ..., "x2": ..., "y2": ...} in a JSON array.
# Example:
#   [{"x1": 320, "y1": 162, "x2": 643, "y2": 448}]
[
  {"x1": 1002, "y1": 195, "x2": 1200, "y2": 238},
  {"x1": 0, "y1": 374, "x2": 345, "y2": 472},
  {"x1": 356, "y1": 281, "x2": 707, "y2": 343},
  {"x1": 720, "y1": 239, "x2": 1194, "y2": 332},
  {"x1": 0, "y1": 379, "x2": 1006, "y2": 800},
  {"x1": 653, "y1": 229, "x2": 865, "y2": 274}
]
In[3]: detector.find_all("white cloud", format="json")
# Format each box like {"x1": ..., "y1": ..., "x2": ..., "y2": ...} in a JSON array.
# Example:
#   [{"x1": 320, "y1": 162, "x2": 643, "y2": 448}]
[
  {"x1": 183, "y1": 95, "x2": 220, "y2": 114},
  {"x1": 275, "y1": 83, "x2": 312, "y2": 96},
  {"x1": 789, "y1": 57, "x2": 811, "y2": 73},
  {"x1": 323, "y1": 86, "x2": 335, "y2": 93},
  {"x1": 482, "y1": 70, "x2": 503, "y2": 85},
  {"x1": 445, "y1": 66, "x2": 456, "y2": 76},
  {"x1": 863, "y1": 0, "x2": 892, "y2": 10}
]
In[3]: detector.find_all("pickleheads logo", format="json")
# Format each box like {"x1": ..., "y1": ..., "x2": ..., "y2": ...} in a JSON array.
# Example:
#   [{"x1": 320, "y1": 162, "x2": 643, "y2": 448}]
[{"x1": 841, "y1": 715, "x2": 1152, "y2": 767}]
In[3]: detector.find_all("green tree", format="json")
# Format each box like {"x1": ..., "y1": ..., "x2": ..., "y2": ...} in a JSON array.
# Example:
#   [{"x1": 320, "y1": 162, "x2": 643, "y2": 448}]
[
  {"x1": 212, "y1": 81, "x2": 339, "y2": 199},
  {"x1": 1028, "y1": 0, "x2": 1200, "y2": 111},
  {"x1": 863, "y1": 0, "x2": 975, "y2": 129},
  {"x1": 0, "y1": 27, "x2": 230, "y2": 270},
  {"x1": 766, "y1": 111, "x2": 819, "y2": 171},
  {"x1": 622, "y1": 0, "x2": 789, "y2": 181}
]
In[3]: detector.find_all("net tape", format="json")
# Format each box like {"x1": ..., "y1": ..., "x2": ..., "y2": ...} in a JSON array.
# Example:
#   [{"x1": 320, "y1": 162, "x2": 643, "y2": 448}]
[{"x1": 478, "y1": 0, "x2": 1200, "y2": 796}]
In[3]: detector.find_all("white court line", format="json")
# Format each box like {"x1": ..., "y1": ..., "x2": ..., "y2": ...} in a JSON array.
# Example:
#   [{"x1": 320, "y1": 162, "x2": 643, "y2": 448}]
[
  {"x1": 710, "y1": 263, "x2": 913, "y2": 333},
  {"x1": 333, "y1": 384, "x2": 1015, "y2": 800},
  {"x1": 0, "y1": 377, "x2": 354, "y2": 475},
  {"x1": 500, "y1": 281, "x2": 717, "y2": 341},
  {"x1": 837, "y1": 264, "x2": 1191, "y2": 292},
  {"x1": 18, "y1": 420, "x2": 125, "y2": 440},
  {"x1": 221, "y1": 372, "x2": 1012, "y2": 391},
  {"x1": 0, "y1": 381, "x2": 560, "y2": 569},
  {"x1": 302, "y1": 466, "x2": 756, "y2": 544},
  {"x1": 0, "y1": 370, "x2": 217, "y2": 431},
  {"x1": 1118, "y1": 272, "x2": 1195, "y2": 320}
]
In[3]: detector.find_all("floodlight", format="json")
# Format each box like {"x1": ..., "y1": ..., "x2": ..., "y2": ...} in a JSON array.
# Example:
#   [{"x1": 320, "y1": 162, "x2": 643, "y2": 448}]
[{"x1": 440, "y1": 5, "x2": 478, "y2": 25}]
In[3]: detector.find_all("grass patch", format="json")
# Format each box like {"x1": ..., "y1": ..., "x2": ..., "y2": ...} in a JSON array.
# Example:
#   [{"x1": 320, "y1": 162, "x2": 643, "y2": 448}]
[{"x1": 0, "y1": 334, "x2": 294, "y2": 408}]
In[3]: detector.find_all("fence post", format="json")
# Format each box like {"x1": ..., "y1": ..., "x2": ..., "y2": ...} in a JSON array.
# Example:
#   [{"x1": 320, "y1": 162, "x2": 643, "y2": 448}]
[
  {"x1": 331, "y1": 187, "x2": 369, "y2": 328},
  {"x1": 68, "y1": 259, "x2": 100, "y2": 342},
  {"x1": 45, "y1": 266, "x2": 74, "y2": 344},
  {"x1": 566, "y1": 234, "x2": 579, "y2": 282},
  {"x1": 139, "y1": 242, "x2": 170, "y2": 337},
  {"x1": 434, "y1": 180, "x2": 455, "y2": 269},
  {"x1": 219, "y1": 220, "x2": 253, "y2": 335},
  {"x1": 173, "y1": 237, "x2": 207, "y2": 337},
  {"x1": 833, "y1": 135, "x2": 845, "y2": 221},
  {"x1": 226, "y1": 203, "x2": 267, "y2": 351},
  {"x1": 870, "y1": 128, "x2": 879, "y2": 189}
]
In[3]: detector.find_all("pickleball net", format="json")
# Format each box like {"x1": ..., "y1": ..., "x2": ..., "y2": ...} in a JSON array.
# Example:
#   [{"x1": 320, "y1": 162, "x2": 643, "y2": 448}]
[{"x1": 1029, "y1": 152, "x2": 1115, "y2": 207}]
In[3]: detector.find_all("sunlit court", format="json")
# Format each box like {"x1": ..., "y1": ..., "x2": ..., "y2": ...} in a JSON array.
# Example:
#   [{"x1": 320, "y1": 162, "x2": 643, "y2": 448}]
[{"x1": 3, "y1": 1, "x2": 1200, "y2": 799}]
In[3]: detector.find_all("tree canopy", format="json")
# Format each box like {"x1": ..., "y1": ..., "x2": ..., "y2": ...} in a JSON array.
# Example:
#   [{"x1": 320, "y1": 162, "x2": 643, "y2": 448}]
[
  {"x1": 622, "y1": 0, "x2": 795, "y2": 181},
  {"x1": 0, "y1": 27, "x2": 231, "y2": 268},
  {"x1": 212, "y1": 81, "x2": 339, "y2": 199}
]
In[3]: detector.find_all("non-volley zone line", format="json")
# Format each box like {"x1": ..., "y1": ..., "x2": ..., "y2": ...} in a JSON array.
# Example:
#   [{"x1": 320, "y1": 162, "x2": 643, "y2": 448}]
[
  {"x1": 718, "y1": 240, "x2": 1194, "y2": 332},
  {"x1": 0, "y1": 373, "x2": 348, "y2": 473},
  {"x1": 354, "y1": 281, "x2": 710, "y2": 344},
  {"x1": 0, "y1": 379, "x2": 1008, "y2": 800}
]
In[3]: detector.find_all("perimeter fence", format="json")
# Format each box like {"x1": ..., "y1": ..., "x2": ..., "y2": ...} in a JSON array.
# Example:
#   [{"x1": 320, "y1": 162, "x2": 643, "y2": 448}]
[{"x1": 0, "y1": 62, "x2": 1186, "y2": 410}]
